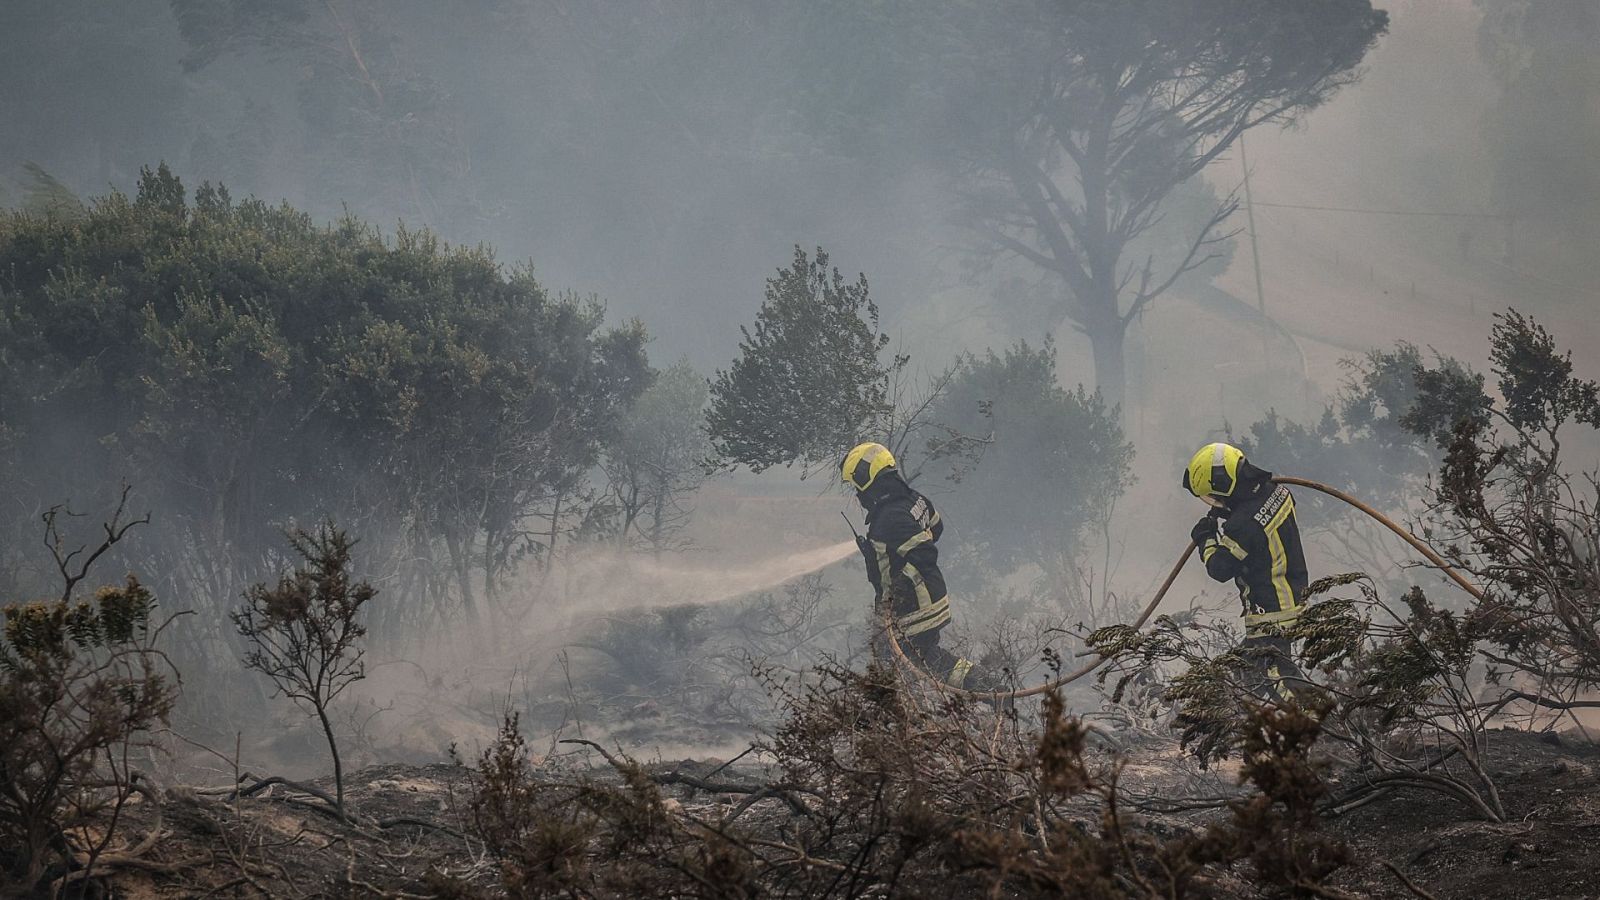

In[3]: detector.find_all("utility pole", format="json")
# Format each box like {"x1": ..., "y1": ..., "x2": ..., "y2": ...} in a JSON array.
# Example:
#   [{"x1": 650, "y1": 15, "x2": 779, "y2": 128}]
[
  {"x1": 1239, "y1": 134, "x2": 1269, "y2": 354},
  {"x1": 1239, "y1": 136, "x2": 1314, "y2": 414}
]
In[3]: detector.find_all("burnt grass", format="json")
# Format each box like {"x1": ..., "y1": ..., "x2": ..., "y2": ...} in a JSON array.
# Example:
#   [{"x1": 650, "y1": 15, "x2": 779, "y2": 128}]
[
  {"x1": 1326, "y1": 728, "x2": 1600, "y2": 900},
  {"x1": 92, "y1": 728, "x2": 1600, "y2": 898}
]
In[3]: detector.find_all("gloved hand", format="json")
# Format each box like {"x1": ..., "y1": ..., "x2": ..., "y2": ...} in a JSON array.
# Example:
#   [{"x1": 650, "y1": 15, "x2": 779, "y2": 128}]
[
  {"x1": 855, "y1": 534, "x2": 873, "y2": 565},
  {"x1": 1190, "y1": 516, "x2": 1219, "y2": 546}
]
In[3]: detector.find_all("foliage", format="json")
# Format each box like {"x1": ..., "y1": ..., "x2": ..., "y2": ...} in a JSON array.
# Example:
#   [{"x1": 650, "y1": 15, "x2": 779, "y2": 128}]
[
  {"x1": 1106, "y1": 311, "x2": 1600, "y2": 824},
  {"x1": 0, "y1": 168, "x2": 648, "y2": 658},
  {"x1": 6, "y1": 163, "x2": 84, "y2": 219},
  {"x1": 929, "y1": 340, "x2": 1134, "y2": 606},
  {"x1": 232, "y1": 524, "x2": 374, "y2": 821},
  {"x1": 1429, "y1": 311, "x2": 1600, "y2": 706},
  {"x1": 600, "y1": 358, "x2": 713, "y2": 554},
  {"x1": 449, "y1": 661, "x2": 1352, "y2": 898},
  {"x1": 1236, "y1": 343, "x2": 1487, "y2": 509},
  {"x1": 0, "y1": 496, "x2": 177, "y2": 893},
  {"x1": 1290, "y1": 581, "x2": 1508, "y2": 821},
  {"x1": 1093, "y1": 573, "x2": 1510, "y2": 822},
  {"x1": 707, "y1": 246, "x2": 903, "y2": 473},
  {"x1": 1233, "y1": 342, "x2": 1488, "y2": 582},
  {"x1": 936, "y1": 0, "x2": 1388, "y2": 403}
]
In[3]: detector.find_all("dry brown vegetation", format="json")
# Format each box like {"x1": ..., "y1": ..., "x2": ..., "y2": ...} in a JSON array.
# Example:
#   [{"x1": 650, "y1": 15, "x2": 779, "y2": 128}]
[
  {"x1": 8, "y1": 314, "x2": 1600, "y2": 898},
  {"x1": 430, "y1": 662, "x2": 1353, "y2": 899},
  {"x1": 0, "y1": 492, "x2": 179, "y2": 895}
]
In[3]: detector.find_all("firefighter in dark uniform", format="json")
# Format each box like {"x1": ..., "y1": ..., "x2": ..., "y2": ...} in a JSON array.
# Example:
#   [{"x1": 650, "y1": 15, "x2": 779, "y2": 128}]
[
  {"x1": 842, "y1": 441, "x2": 996, "y2": 691},
  {"x1": 1183, "y1": 442, "x2": 1308, "y2": 702}
]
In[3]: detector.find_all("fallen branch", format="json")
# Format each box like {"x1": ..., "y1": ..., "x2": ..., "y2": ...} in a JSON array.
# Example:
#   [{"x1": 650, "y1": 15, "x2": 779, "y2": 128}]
[
  {"x1": 53, "y1": 854, "x2": 208, "y2": 891},
  {"x1": 1322, "y1": 746, "x2": 1464, "y2": 817},
  {"x1": 375, "y1": 817, "x2": 464, "y2": 839},
  {"x1": 1327, "y1": 770, "x2": 1502, "y2": 823},
  {"x1": 558, "y1": 738, "x2": 817, "y2": 818},
  {"x1": 1382, "y1": 860, "x2": 1441, "y2": 900},
  {"x1": 230, "y1": 774, "x2": 343, "y2": 818},
  {"x1": 1476, "y1": 690, "x2": 1600, "y2": 721}
]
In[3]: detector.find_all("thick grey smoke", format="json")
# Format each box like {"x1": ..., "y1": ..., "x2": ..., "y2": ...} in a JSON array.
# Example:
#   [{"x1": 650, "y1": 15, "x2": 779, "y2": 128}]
[
  {"x1": 3, "y1": 0, "x2": 1592, "y2": 379},
  {"x1": 5, "y1": 0, "x2": 1597, "y2": 772}
]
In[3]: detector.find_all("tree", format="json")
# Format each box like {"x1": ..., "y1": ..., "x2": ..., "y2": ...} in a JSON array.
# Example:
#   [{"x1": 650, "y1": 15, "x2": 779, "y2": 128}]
[
  {"x1": 232, "y1": 524, "x2": 374, "y2": 822},
  {"x1": 0, "y1": 168, "x2": 648, "y2": 667},
  {"x1": 707, "y1": 246, "x2": 903, "y2": 473},
  {"x1": 602, "y1": 359, "x2": 713, "y2": 555},
  {"x1": 1, "y1": 493, "x2": 177, "y2": 893},
  {"x1": 940, "y1": 0, "x2": 1388, "y2": 407},
  {"x1": 1430, "y1": 312, "x2": 1600, "y2": 702},
  {"x1": 929, "y1": 340, "x2": 1133, "y2": 609},
  {"x1": 1238, "y1": 343, "x2": 1488, "y2": 509}
]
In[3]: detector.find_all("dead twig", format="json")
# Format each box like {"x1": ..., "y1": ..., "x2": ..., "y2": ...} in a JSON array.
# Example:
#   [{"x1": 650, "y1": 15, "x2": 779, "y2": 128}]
[{"x1": 1382, "y1": 860, "x2": 1441, "y2": 900}]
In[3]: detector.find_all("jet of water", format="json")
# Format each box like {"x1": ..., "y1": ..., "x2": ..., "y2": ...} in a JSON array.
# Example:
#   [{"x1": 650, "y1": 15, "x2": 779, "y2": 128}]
[{"x1": 543, "y1": 539, "x2": 859, "y2": 621}]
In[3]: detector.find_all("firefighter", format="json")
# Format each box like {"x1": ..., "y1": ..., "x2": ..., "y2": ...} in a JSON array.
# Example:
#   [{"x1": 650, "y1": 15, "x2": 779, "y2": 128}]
[
  {"x1": 841, "y1": 441, "x2": 998, "y2": 692},
  {"x1": 1182, "y1": 442, "x2": 1308, "y2": 702}
]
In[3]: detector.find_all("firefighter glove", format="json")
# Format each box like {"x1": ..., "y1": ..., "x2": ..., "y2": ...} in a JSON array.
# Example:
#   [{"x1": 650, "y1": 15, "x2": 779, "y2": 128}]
[{"x1": 1190, "y1": 516, "x2": 1219, "y2": 546}]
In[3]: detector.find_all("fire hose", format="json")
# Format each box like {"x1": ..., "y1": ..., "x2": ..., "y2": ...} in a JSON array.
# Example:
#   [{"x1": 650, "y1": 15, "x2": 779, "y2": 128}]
[{"x1": 879, "y1": 475, "x2": 1487, "y2": 702}]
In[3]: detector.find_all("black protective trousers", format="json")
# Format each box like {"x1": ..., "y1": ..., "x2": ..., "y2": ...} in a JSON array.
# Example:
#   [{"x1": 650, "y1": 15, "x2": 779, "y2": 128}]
[
  {"x1": 873, "y1": 624, "x2": 1000, "y2": 692},
  {"x1": 1240, "y1": 635, "x2": 1306, "y2": 704}
]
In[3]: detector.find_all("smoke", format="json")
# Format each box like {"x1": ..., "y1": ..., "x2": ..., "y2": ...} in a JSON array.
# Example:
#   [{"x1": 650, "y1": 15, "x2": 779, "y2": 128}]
[
  {"x1": 311, "y1": 537, "x2": 861, "y2": 770},
  {"x1": 8, "y1": 0, "x2": 1599, "y2": 773},
  {"x1": 357, "y1": 536, "x2": 862, "y2": 674}
]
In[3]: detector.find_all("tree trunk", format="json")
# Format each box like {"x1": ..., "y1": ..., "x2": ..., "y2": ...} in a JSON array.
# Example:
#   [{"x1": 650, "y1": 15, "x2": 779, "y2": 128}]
[
  {"x1": 649, "y1": 482, "x2": 667, "y2": 560},
  {"x1": 1080, "y1": 108, "x2": 1126, "y2": 415},
  {"x1": 442, "y1": 528, "x2": 481, "y2": 626},
  {"x1": 1088, "y1": 319, "x2": 1127, "y2": 413},
  {"x1": 313, "y1": 701, "x2": 347, "y2": 821}
]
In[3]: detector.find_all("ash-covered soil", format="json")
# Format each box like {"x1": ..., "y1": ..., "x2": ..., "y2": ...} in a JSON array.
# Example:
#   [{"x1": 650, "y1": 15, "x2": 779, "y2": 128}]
[
  {"x1": 1325, "y1": 728, "x2": 1600, "y2": 900},
  {"x1": 92, "y1": 727, "x2": 1600, "y2": 898}
]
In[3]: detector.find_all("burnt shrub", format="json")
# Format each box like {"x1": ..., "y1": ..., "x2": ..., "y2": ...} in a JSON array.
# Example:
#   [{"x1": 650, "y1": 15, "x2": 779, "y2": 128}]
[
  {"x1": 450, "y1": 659, "x2": 1351, "y2": 898},
  {"x1": 1, "y1": 497, "x2": 178, "y2": 894}
]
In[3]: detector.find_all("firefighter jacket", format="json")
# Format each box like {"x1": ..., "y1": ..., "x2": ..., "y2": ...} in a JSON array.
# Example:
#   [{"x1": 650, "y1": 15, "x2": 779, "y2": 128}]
[
  {"x1": 1195, "y1": 477, "x2": 1308, "y2": 638},
  {"x1": 861, "y1": 477, "x2": 951, "y2": 637}
]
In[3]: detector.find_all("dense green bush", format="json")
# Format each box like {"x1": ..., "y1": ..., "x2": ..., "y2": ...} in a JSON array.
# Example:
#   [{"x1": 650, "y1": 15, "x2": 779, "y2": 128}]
[
  {"x1": 929, "y1": 340, "x2": 1133, "y2": 609},
  {"x1": 707, "y1": 246, "x2": 900, "y2": 474},
  {"x1": 0, "y1": 165, "x2": 649, "y2": 650}
]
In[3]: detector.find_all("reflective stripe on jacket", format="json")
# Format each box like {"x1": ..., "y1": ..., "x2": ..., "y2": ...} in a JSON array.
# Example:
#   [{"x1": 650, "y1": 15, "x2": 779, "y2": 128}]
[
  {"x1": 1196, "y1": 481, "x2": 1308, "y2": 637},
  {"x1": 864, "y1": 484, "x2": 951, "y2": 636}
]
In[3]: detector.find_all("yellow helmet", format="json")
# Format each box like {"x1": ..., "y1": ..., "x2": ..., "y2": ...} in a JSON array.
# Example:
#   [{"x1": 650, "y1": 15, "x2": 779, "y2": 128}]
[
  {"x1": 841, "y1": 441, "x2": 897, "y2": 492},
  {"x1": 1183, "y1": 442, "x2": 1247, "y2": 498}
]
